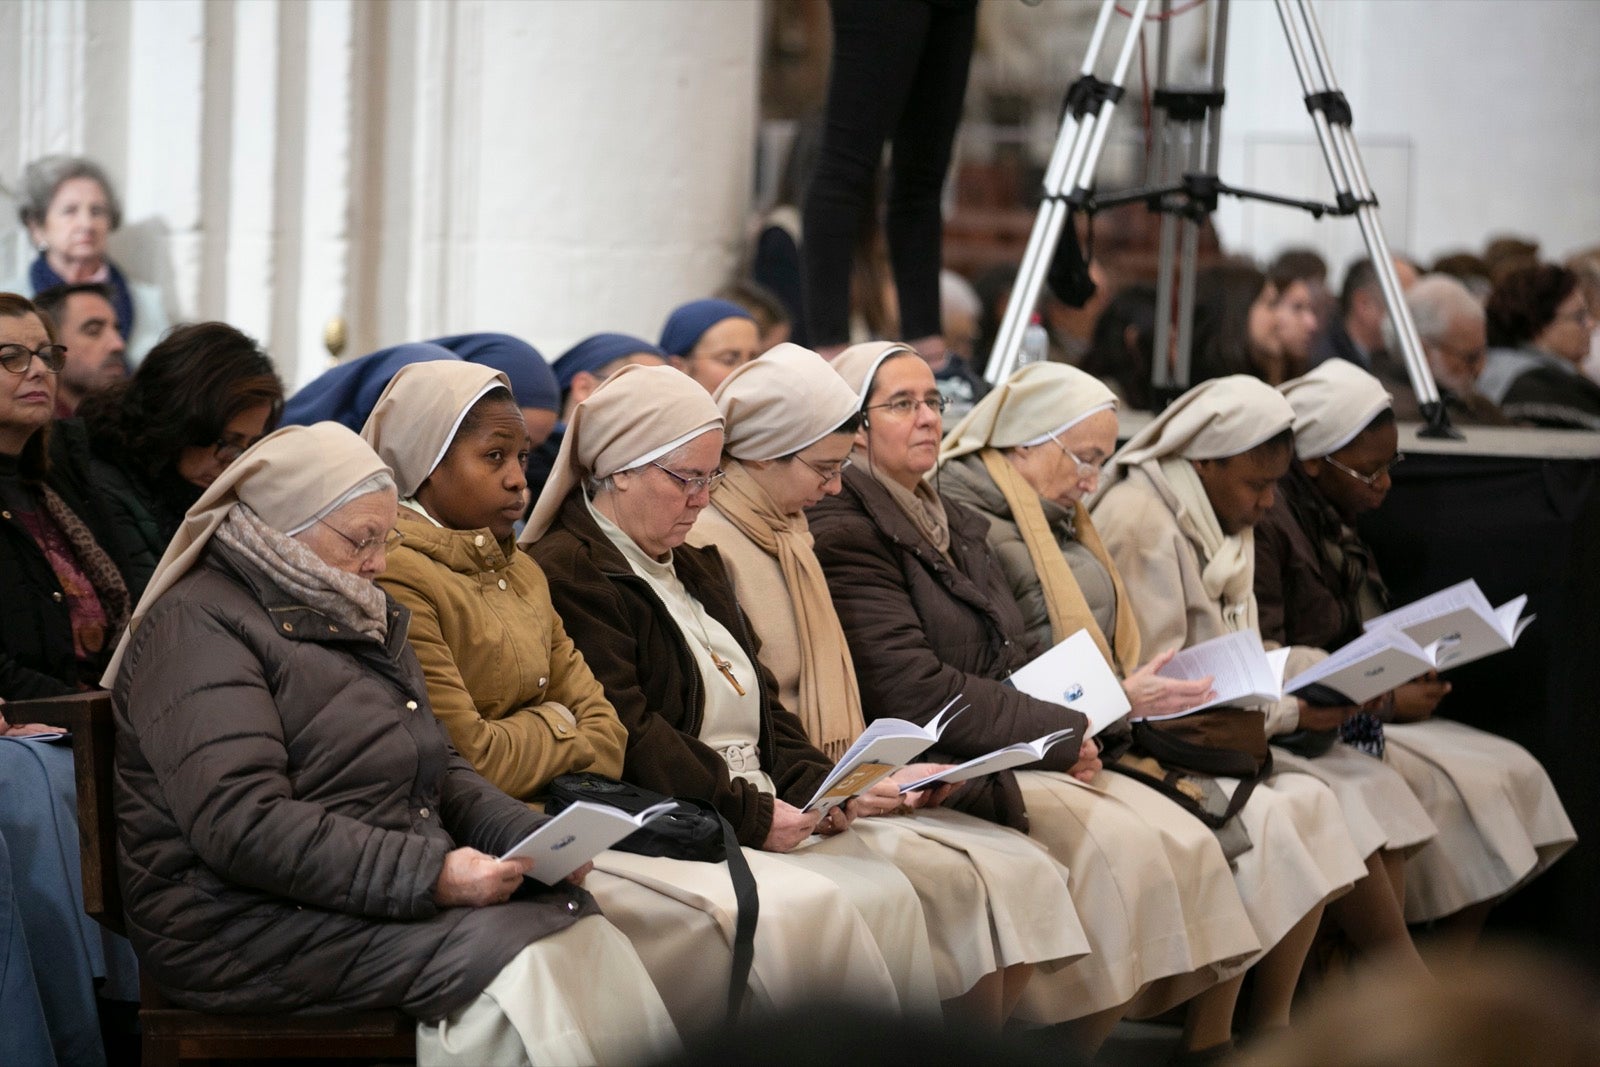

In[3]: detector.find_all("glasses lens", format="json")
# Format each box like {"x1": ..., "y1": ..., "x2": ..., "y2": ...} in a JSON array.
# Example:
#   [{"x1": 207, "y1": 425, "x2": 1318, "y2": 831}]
[{"x1": 0, "y1": 344, "x2": 66, "y2": 373}]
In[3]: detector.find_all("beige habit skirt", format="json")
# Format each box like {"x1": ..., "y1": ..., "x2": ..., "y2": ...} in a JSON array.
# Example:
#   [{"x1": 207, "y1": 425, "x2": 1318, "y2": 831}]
[
  {"x1": 1009, "y1": 769, "x2": 1262, "y2": 1022},
  {"x1": 1382, "y1": 719, "x2": 1576, "y2": 921},
  {"x1": 1271, "y1": 745, "x2": 1438, "y2": 859}
]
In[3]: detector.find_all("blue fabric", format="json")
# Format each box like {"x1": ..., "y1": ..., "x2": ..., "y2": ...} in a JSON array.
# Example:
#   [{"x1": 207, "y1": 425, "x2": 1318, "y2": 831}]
[
  {"x1": 430, "y1": 333, "x2": 559, "y2": 413},
  {"x1": 551, "y1": 333, "x2": 666, "y2": 393},
  {"x1": 658, "y1": 298, "x2": 754, "y2": 357},
  {"x1": 282, "y1": 343, "x2": 461, "y2": 429},
  {"x1": 29, "y1": 253, "x2": 136, "y2": 340},
  {"x1": 0, "y1": 827, "x2": 55, "y2": 1067}
]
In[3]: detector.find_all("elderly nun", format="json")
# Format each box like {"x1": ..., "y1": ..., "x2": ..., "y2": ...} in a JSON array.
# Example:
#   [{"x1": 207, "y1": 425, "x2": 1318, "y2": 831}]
[
  {"x1": 104, "y1": 422, "x2": 676, "y2": 1066},
  {"x1": 520, "y1": 363, "x2": 948, "y2": 1018},
  {"x1": 686, "y1": 344, "x2": 1092, "y2": 1026},
  {"x1": 806, "y1": 344, "x2": 1253, "y2": 1055},
  {"x1": 1261, "y1": 360, "x2": 1574, "y2": 931}
]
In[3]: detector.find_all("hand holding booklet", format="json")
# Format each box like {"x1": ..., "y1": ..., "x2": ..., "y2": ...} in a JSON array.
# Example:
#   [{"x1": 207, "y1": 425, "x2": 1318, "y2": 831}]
[
  {"x1": 1361, "y1": 579, "x2": 1534, "y2": 671},
  {"x1": 802, "y1": 697, "x2": 965, "y2": 815},
  {"x1": 1005, "y1": 629, "x2": 1132, "y2": 737},
  {"x1": 500, "y1": 799, "x2": 679, "y2": 884},
  {"x1": 895, "y1": 728, "x2": 1079, "y2": 793}
]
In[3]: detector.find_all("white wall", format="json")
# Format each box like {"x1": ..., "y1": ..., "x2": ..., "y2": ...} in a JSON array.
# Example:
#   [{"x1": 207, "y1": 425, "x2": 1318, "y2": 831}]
[{"x1": 1213, "y1": 0, "x2": 1600, "y2": 277}]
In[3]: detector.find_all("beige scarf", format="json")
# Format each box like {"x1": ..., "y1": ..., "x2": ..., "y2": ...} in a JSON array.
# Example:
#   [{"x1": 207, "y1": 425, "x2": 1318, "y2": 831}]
[
  {"x1": 870, "y1": 460, "x2": 952, "y2": 557},
  {"x1": 978, "y1": 448, "x2": 1142, "y2": 675},
  {"x1": 1153, "y1": 456, "x2": 1257, "y2": 633},
  {"x1": 710, "y1": 463, "x2": 865, "y2": 760}
]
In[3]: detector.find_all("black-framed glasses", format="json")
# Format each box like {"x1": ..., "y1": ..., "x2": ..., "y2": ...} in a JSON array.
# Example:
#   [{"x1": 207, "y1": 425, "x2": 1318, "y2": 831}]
[
  {"x1": 0, "y1": 343, "x2": 67, "y2": 375},
  {"x1": 1325, "y1": 452, "x2": 1404, "y2": 487},
  {"x1": 865, "y1": 394, "x2": 948, "y2": 419},
  {"x1": 212, "y1": 431, "x2": 268, "y2": 466},
  {"x1": 652, "y1": 462, "x2": 726, "y2": 495},
  {"x1": 317, "y1": 519, "x2": 404, "y2": 560},
  {"x1": 795, "y1": 454, "x2": 853, "y2": 485}
]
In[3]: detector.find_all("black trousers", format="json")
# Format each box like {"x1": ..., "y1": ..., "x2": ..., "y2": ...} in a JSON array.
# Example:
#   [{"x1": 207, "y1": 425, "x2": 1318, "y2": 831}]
[{"x1": 801, "y1": 0, "x2": 978, "y2": 347}]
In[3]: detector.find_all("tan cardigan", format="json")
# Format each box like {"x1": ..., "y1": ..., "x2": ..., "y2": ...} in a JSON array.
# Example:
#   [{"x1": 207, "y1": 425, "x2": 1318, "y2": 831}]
[{"x1": 379, "y1": 509, "x2": 626, "y2": 799}]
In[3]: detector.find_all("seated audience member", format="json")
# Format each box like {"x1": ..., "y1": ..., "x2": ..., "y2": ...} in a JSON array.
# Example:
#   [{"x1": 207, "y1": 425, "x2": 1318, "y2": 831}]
[
  {"x1": 68, "y1": 322, "x2": 283, "y2": 601},
  {"x1": 32, "y1": 283, "x2": 126, "y2": 416},
  {"x1": 1565, "y1": 249, "x2": 1600, "y2": 384},
  {"x1": 1479, "y1": 264, "x2": 1600, "y2": 430},
  {"x1": 718, "y1": 278, "x2": 793, "y2": 352},
  {"x1": 105, "y1": 422, "x2": 676, "y2": 1065},
  {"x1": 1260, "y1": 361, "x2": 1575, "y2": 936},
  {"x1": 660, "y1": 298, "x2": 762, "y2": 394},
  {"x1": 687, "y1": 345, "x2": 1091, "y2": 1026},
  {"x1": 1267, "y1": 257, "x2": 1325, "y2": 384},
  {"x1": 1191, "y1": 262, "x2": 1282, "y2": 386},
  {"x1": 1311, "y1": 258, "x2": 1386, "y2": 373},
  {"x1": 520, "y1": 363, "x2": 950, "y2": 1019},
  {"x1": 0, "y1": 294, "x2": 128, "y2": 698},
  {"x1": 807, "y1": 344, "x2": 1270, "y2": 1058},
  {"x1": 8, "y1": 155, "x2": 169, "y2": 363},
  {"x1": 1077, "y1": 284, "x2": 1156, "y2": 411},
  {"x1": 534, "y1": 333, "x2": 671, "y2": 497},
  {"x1": 1383, "y1": 274, "x2": 1510, "y2": 425},
  {"x1": 1268, "y1": 248, "x2": 1333, "y2": 333}
]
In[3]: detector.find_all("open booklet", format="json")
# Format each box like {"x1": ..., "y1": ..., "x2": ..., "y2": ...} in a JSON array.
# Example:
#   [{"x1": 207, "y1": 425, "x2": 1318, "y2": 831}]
[
  {"x1": 1136, "y1": 631, "x2": 1292, "y2": 720},
  {"x1": 894, "y1": 728, "x2": 1079, "y2": 793},
  {"x1": 500, "y1": 799, "x2": 678, "y2": 884},
  {"x1": 1362, "y1": 578, "x2": 1534, "y2": 672},
  {"x1": 802, "y1": 697, "x2": 966, "y2": 815},
  {"x1": 1004, "y1": 628, "x2": 1133, "y2": 737}
]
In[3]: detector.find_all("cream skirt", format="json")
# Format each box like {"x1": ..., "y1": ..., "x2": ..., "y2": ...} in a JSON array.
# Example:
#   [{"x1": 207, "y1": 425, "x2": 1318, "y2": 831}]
[
  {"x1": 1010, "y1": 769, "x2": 1260, "y2": 1022},
  {"x1": 415, "y1": 915, "x2": 679, "y2": 1067},
  {"x1": 1383, "y1": 719, "x2": 1576, "y2": 922},
  {"x1": 848, "y1": 806, "x2": 1090, "y2": 1000},
  {"x1": 1272, "y1": 745, "x2": 1437, "y2": 859}
]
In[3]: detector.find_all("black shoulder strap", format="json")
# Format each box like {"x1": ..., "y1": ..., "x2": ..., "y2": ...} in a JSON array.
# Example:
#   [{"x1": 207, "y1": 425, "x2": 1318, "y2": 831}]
[{"x1": 703, "y1": 803, "x2": 760, "y2": 1019}]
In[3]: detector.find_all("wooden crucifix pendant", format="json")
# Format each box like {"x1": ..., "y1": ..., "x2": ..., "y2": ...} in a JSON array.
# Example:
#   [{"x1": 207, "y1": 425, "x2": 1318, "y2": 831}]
[{"x1": 711, "y1": 652, "x2": 747, "y2": 696}]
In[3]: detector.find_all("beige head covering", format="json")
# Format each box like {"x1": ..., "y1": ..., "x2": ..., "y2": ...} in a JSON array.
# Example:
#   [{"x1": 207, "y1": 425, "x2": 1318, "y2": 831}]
[
  {"x1": 520, "y1": 363, "x2": 723, "y2": 544},
  {"x1": 714, "y1": 343, "x2": 861, "y2": 461},
  {"x1": 360, "y1": 360, "x2": 512, "y2": 497},
  {"x1": 1279, "y1": 359, "x2": 1393, "y2": 459},
  {"x1": 101, "y1": 423, "x2": 392, "y2": 683},
  {"x1": 938, "y1": 361, "x2": 1117, "y2": 465},
  {"x1": 829, "y1": 341, "x2": 918, "y2": 402}
]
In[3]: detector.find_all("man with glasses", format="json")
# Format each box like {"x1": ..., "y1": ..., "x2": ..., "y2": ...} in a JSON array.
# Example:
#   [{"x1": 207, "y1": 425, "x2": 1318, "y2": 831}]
[{"x1": 1380, "y1": 274, "x2": 1511, "y2": 427}]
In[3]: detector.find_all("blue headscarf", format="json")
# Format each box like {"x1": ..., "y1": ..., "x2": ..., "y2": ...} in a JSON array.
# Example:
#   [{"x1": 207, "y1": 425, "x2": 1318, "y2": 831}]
[
  {"x1": 431, "y1": 333, "x2": 559, "y2": 413},
  {"x1": 283, "y1": 343, "x2": 461, "y2": 429},
  {"x1": 552, "y1": 333, "x2": 667, "y2": 394},
  {"x1": 658, "y1": 298, "x2": 755, "y2": 357}
]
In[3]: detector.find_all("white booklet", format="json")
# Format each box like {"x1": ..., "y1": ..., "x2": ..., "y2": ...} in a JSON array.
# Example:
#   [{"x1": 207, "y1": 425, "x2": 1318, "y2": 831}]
[
  {"x1": 1361, "y1": 579, "x2": 1534, "y2": 671},
  {"x1": 802, "y1": 697, "x2": 966, "y2": 815},
  {"x1": 1136, "y1": 630, "x2": 1292, "y2": 720},
  {"x1": 1005, "y1": 628, "x2": 1133, "y2": 737},
  {"x1": 894, "y1": 728, "x2": 1079, "y2": 793},
  {"x1": 1280, "y1": 627, "x2": 1445, "y2": 706},
  {"x1": 500, "y1": 799, "x2": 678, "y2": 884}
]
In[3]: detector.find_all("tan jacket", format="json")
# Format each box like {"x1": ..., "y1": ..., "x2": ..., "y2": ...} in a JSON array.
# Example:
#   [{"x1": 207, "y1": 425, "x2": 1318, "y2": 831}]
[
  {"x1": 379, "y1": 509, "x2": 626, "y2": 799},
  {"x1": 1092, "y1": 467, "x2": 1308, "y2": 735}
]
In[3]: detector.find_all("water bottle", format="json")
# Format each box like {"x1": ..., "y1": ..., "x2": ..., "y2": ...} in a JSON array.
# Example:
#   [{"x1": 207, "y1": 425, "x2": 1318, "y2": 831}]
[{"x1": 1020, "y1": 313, "x2": 1049, "y2": 365}]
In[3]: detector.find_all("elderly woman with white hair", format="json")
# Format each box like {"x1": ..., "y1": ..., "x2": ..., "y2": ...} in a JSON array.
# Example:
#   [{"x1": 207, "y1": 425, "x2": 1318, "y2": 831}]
[
  {"x1": 105, "y1": 422, "x2": 677, "y2": 1065},
  {"x1": 686, "y1": 344, "x2": 1091, "y2": 1026},
  {"x1": 521, "y1": 363, "x2": 953, "y2": 1019}
]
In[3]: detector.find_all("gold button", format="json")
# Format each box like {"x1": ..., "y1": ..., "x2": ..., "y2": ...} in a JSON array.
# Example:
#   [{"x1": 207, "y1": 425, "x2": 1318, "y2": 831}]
[
  {"x1": 497, "y1": 579, "x2": 508, "y2": 590},
  {"x1": 1, "y1": 510, "x2": 9, "y2": 520},
  {"x1": 282, "y1": 622, "x2": 294, "y2": 632},
  {"x1": 419, "y1": 807, "x2": 430, "y2": 818},
  {"x1": 538, "y1": 677, "x2": 548, "y2": 688},
  {"x1": 327, "y1": 624, "x2": 338, "y2": 632},
  {"x1": 405, "y1": 700, "x2": 418, "y2": 711},
  {"x1": 52, "y1": 591, "x2": 64, "y2": 603},
  {"x1": 474, "y1": 534, "x2": 485, "y2": 547}
]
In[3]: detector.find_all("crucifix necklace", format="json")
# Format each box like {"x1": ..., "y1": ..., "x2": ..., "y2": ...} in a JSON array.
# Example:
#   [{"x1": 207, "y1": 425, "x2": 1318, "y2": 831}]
[{"x1": 689, "y1": 612, "x2": 747, "y2": 696}]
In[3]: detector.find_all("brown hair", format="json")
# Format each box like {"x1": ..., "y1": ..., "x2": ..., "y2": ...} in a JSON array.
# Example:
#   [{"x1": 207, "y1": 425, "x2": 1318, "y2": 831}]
[{"x1": 0, "y1": 291, "x2": 58, "y2": 480}]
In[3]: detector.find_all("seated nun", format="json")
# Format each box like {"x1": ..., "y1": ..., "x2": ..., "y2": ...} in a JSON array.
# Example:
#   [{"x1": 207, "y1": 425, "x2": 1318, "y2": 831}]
[
  {"x1": 105, "y1": 423, "x2": 676, "y2": 1066},
  {"x1": 519, "y1": 364, "x2": 947, "y2": 1019},
  {"x1": 686, "y1": 344, "x2": 1091, "y2": 1026},
  {"x1": 1262, "y1": 360, "x2": 1574, "y2": 936},
  {"x1": 804, "y1": 344, "x2": 1257, "y2": 1057}
]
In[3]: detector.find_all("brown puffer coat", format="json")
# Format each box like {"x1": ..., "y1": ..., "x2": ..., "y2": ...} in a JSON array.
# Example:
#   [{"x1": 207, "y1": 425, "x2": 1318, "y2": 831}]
[
  {"x1": 111, "y1": 543, "x2": 598, "y2": 1021},
  {"x1": 807, "y1": 467, "x2": 1091, "y2": 830}
]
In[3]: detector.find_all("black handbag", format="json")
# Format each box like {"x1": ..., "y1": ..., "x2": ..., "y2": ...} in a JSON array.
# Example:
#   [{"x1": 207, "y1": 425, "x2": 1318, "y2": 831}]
[{"x1": 545, "y1": 772, "x2": 758, "y2": 1019}]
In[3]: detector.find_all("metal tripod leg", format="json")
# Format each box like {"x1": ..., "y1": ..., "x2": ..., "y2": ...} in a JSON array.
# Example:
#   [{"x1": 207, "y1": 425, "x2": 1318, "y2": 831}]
[
  {"x1": 1274, "y1": 0, "x2": 1456, "y2": 436},
  {"x1": 985, "y1": 0, "x2": 1151, "y2": 385}
]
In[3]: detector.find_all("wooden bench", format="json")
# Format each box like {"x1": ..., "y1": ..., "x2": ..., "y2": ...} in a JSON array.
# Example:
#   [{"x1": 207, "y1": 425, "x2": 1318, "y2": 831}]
[{"x1": 11, "y1": 692, "x2": 416, "y2": 1066}]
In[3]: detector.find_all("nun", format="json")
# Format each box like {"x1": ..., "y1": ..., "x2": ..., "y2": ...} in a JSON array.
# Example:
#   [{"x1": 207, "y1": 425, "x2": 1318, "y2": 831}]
[{"x1": 659, "y1": 298, "x2": 762, "y2": 394}]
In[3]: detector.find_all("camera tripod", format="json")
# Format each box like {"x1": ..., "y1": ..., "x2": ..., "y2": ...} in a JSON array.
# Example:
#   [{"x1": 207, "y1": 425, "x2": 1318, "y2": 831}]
[{"x1": 985, "y1": 0, "x2": 1458, "y2": 439}]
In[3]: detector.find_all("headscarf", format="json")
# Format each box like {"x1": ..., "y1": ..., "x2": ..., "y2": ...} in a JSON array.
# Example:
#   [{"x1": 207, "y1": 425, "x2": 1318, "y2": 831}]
[
  {"x1": 431, "y1": 333, "x2": 560, "y2": 414},
  {"x1": 359, "y1": 360, "x2": 512, "y2": 498},
  {"x1": 713, "y1": 343, "x2": 861, "y2": 461},
  {"x1": 710, "y1": 344, "x2": 866, "y2": 757},
  {"x1": 659, "y1": 298, "x2": 755, "y2": 357},
  {"x1": 1096, "y1": 375, "x2": 1295, "y2": 633},
  {"x1": 520, "y1": 363, "x2": 723, "y2": 544},
  {"x1": 101, "y1": 423, "x2": 392, "y2": 682},
  {"x1": 1279, "y1": 358, "x2": 1393, "y2": 459},
  {"x1": 829, "y1": 341, "x2": 917, "y2": 403},
  {"x1": 935, "y1": 363, "x2": 1139, "y2": 672},
  {"x1": 283, "y1": 343, "x2": 460, "y2": 429},
  {"x1": 553, "y1": 333, "x2": 667, "y2": 394}
]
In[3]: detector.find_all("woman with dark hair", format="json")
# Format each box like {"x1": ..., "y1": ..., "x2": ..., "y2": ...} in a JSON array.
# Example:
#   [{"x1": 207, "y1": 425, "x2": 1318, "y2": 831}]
[
  {"x1": 1079, "y1": 285, "x2": 1157, "y2": 411},
  {"x1": 1479, "y1": 264, "x2": 1600, "y2": 430},
  {"x1": 1191, "y1": 262, "x2": 1282, "y2": 386},
  {"x1": 68, "y1": 322, "x2": 283, "y2": 599}
]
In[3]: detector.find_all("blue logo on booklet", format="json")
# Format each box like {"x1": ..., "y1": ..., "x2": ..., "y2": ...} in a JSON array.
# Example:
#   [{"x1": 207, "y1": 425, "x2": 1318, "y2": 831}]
[
  {"x1": 1062, "y1": 683, "x2": 1085, "y2": 702},
  {"x1": 550, "y1": 835, "x2": 577, "y2": 851}
]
